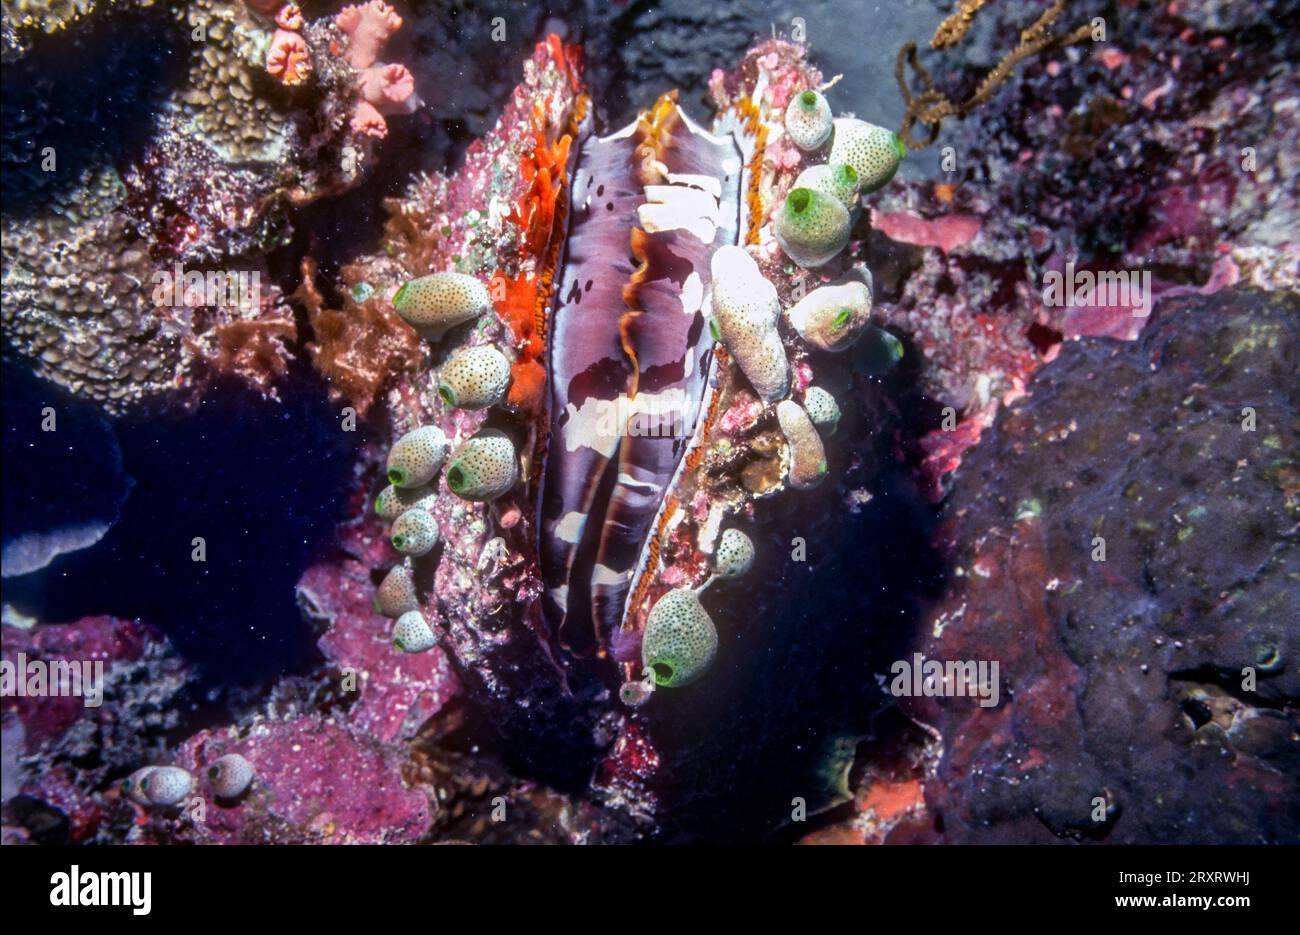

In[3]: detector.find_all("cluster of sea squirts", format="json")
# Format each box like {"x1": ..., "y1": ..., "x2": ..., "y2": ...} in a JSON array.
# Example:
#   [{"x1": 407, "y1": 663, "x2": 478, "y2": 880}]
[
  {"x1": 120, "y1": 754, "x2": 255, "y2": 809},
  {"x1": 370, "y1": 77, "x2": 904, "y2": 707}
]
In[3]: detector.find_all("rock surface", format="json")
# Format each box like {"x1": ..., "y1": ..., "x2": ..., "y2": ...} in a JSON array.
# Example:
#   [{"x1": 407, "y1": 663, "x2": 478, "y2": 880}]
[{"x1": 899, "y1": 288, "x2": 1299, "y2": 844}]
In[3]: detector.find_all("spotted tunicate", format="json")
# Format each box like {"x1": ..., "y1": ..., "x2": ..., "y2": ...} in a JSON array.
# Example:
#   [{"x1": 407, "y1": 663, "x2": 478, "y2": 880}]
[
  {"x1": 207, "y1": 753, "x2": 254, "y2": 798},
  {"x1": 784, "y1": 89, "x2": 833, "y2": 151},
  {"x1": 445, "y1": 430, "x2": 519, "y2": 501},
  {"x1": 392, "y1": 273, "x2": 491, "y2": 340},
  {"x1": 374, "y1": 483, "x2": 437, "y2": 520},
  {"x1": 803, "y1": 386, "x2": 841, "y2": 435},
  {"x1": 786, "y1": 267, "x2": 873, "y2": 352},
  {"x1": 777, "y1": 399, "x2": 829, "y2": 489},
  {"x1": 387, "y1": 425, "x2": 449, "y2": 488},
  {"x1": 141, "y1": 765, "x2": 194, "y2": 807},
  {"x1": 391, "y1": 508, "x2": 439, "y2": 556},
  {"x1": 774, "y1": 187, "x2": 851, "y2": 268},
  {"x1": 714, "y1": 528, "x2": 755, "y2": 578},
  {"x1": 829, "y1": 118, "x2": 905, "y2": 194},
  {"x1": 708, "y1": 245, "x2": 790, "y2": 401},
  {"x1": 393, "y1": 610, "x2": 437, "y2": 653},
  {"x1": 375, "y1": 564, "x2": 420, "y2": 616},
  {"x1": 641, "y1": 588, "x2": 718, "y2": 687},
  {"x1": 121, "y1": 766, "x2": 156, "y2": 806},
  {"x1": 438, "y1": 345, "x2": 511, "y2": 410},
  {"x1": 793, "y1": 162, "x2": 860, "y2": 212}
]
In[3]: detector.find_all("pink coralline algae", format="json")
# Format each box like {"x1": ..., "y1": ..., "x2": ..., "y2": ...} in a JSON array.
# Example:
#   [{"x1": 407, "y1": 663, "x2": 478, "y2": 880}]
[
  {"x1": 165, "y1": 717, "x2": 433, "y2": 844},
  {"x1": 298, "y1": 516, "x2": 459, "y2": 745},
  {"x1": 872, "y1": 209, "x2": 982, "y2": 255},
  {"x1": 2, "y1": 617, "x2": 177, "y2": 753},
  {"x1": 866, "y1": 1, "x2": 1300, "y2": 501}
]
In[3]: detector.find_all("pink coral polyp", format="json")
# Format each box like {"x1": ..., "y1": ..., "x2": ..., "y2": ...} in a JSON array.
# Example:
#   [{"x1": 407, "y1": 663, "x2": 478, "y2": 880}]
[
  {"x1": 336, "y1": 0, "x2": 403, "y2": 69},
  {"x1": 359, "y1": 63, "x2": 415, "y2": 109},
  {"x1": 351, "y1": 100, "x2": 388, "y2": 138},
  {"x1": 267, "y1": 29, "x2": 312, "y2": 85},
  {"x1": 275, "y1": 3, "x2": 304, "y2": 31}
]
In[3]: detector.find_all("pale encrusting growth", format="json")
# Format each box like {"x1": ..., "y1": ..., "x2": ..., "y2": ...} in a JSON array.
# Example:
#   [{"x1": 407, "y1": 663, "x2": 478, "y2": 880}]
[
  {"x1": 786, "y1": 268, "x2": 873, "y2": 353},
  {"x1": 207, "y1": 753, "x2": 254, "y2": 798},
  {"x1": 393, "y1": 610, "x2": 437, "y2": 653},
  {"x1": 708, "y1": 246, "x2": 790, "y2": 401},
  {"x1": 783, "y1": 88, "x2": 834, "y2": 151},
  {"x1": 438, "y1": 345, "x2": 511, "y2": 409},
  {"x1": 829, "y1": 118, "x2": 905, "y2": 193},
  {"x1": 641, "y1": 588, "x2": 718, "y2": 688},
  {"x1": 392, "y1": 272, "x2": 491, "y2": 340},
  {"x1": 386, "y1": 425, "x2": 449, "y2": 488},
  {"x1": 774, "y1": 187, "x2": 851, "y2": 268},
  {"x1": 777, "y1": 399, "x2": 828, "y2": 489},
  {"x1": 374, "y1": 564, "x2": 420, "y2": 616},
  {"x1": 445, "y1": 429, "x2": 519, "y2": 501}
]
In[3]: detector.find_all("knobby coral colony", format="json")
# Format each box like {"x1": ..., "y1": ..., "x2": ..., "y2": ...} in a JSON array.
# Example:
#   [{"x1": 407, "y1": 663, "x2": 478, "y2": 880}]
[
  {"x1": 369, "y1": 35, "x2": 903, "y2": 710},
  {"x1": 0, "y1": 0, "x2": 418, "y2": 413}
]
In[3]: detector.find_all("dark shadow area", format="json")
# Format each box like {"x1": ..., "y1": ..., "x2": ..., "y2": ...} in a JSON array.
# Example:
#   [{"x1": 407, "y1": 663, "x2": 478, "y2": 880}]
[
  {"x1": 0, "y1": 6, "x2": 187, "y2": 217},
  {"x1": 2, "y1": 363, "x2": 358, "y2": 691},
  {"x1": 641, "y1": 462, "x2": 944, "y2": 842}
]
